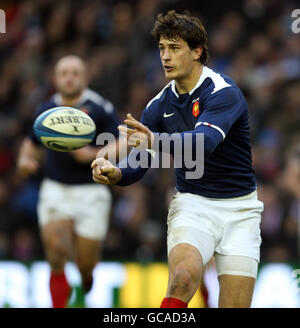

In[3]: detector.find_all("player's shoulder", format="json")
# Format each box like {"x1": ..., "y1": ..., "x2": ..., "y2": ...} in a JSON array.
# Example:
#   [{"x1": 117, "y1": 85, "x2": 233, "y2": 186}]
[
  {"x1": 199, "y1": 66, "x2": 234, "y2": 94},
  {"x1": 145, "y1": 82, "x2": 171, "y2": 111},
  {"x1": 199, "y1": 67, "x2": 244, "y2": 105},
  {"x1": 79, "y1": 88, "x2": 115, "y2": 115}
]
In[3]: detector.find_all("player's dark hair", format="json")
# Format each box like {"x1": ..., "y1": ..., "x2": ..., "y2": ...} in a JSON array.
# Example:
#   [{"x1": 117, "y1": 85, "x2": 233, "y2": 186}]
[{"x1": 152, "y1": 10, "x2": 209, "y2": 65}]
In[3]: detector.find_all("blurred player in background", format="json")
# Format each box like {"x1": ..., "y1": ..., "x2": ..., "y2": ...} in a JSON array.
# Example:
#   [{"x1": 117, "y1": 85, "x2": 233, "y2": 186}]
[
  {"x1": 17, "y1": 55, "x2": 120, "y2": 308},
  {"x1": 92, "y1": 11, "x2": 264, "y2": 308}
]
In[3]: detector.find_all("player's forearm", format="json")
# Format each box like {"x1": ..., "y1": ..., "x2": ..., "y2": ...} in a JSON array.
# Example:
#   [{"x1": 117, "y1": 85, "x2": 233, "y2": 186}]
[
  {"x1": 154, "y1": 126, "x2": 222, "y2": 158},
  {"x1": 116, "y1": 165, "x2": 149, "y2": 186},
  {"x1": 96, "y1": 138, "x2": 133, "y2": 163},
  {"x1": 18, "y1": 138, "x2": 42, "y2": 161},
  {"x1": 17, "y1": 138, "x2": 42, "y2": 177},
  {"x1": 115, "y1": 148, "x2": 152, "y2": 186},
  {"x1": 72, "y1": 146, "x2": 99, "y2": 164}
]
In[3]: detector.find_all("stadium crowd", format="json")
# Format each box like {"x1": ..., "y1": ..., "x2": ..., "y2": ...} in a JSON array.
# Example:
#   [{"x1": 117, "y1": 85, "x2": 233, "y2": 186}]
[{"x1": 0, "y1": 0, "x2": 299, "y2": 264}]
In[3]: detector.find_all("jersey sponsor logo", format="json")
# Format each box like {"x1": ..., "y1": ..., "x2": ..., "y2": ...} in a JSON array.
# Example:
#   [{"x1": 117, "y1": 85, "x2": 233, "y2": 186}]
[
  {"x1": 192, "y1": 100, "x2": 200, "y2": 118},
  {"x1": 163, "y1": 112, "x2": 175, "y2": 118}
]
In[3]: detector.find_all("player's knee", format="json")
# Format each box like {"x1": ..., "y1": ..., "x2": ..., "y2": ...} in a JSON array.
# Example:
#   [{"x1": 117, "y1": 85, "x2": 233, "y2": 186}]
[
  {"x1": 45, "y1": 237, "x2": 69, "y2": 264},
  {"x1": 170, "y1": 266, "x2": 194, "y2": 293}
]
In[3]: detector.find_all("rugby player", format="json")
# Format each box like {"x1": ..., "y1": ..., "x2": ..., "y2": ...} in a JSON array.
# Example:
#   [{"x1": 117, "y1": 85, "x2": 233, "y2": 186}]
[
  {"x1": 17, "y1": 55, "x2": 120, "y2": 308},
  {"x1": 92, "y1": 11, "x2": 264, "y2": 308}
]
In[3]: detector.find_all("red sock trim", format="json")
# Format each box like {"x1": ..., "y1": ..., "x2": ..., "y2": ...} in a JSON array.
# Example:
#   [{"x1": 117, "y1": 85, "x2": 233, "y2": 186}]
[
  {"x1": 160, "y1": 297, "x2": 188, "y2": 308},
  {"x1": 50, "y1": 272, "x2": 70, "y2": 308}
]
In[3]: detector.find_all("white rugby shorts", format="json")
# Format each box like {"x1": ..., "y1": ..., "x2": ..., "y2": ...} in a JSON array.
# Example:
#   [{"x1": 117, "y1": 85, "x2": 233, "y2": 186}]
[
  {"x1": 37, "y1": 178, "x2": 112, "y2": 240},
  {"x1": 167, "y1": 190, "x2": 264, "y2": 267}
]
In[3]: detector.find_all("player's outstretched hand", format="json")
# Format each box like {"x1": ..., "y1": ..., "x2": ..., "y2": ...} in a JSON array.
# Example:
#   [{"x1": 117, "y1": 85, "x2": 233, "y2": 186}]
[
  {"x1": 118, "y1": 113, "x2": 154, "y2": 149},
  {"x1": 91, "y1": 158, "x2": 122, "y2": 185},
  {"x1": 17, "y1": 156, "x2": 40, "y2": 178}
]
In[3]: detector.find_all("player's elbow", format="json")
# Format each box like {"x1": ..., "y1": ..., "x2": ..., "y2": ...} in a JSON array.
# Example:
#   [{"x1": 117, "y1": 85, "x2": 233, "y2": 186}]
[{"x1": 204, "y1": 133, "x2": 220, "y2": 157}]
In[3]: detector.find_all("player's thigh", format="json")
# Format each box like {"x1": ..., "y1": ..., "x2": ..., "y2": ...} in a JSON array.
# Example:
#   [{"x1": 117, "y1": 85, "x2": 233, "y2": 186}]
[
  {"x1": 40, "y1": 219, "x2": 74, "y2": 258},
  {"x1": 215, "y1": 253, "x2": 258, "y2": 308},
  {"x1": 215, "y1": 192, "x2": 263, "y2": 263},
  {"x1": 73, "y1": 184, "x2": 112, "y2": 241},
  {"x1": 38, "y1": 179, "x2": 75, "y2": 257},
  {"x1": 74, "y1": 234, "x2": 101, "y2": 275},
  {"x1": 218, "y1": 274, "x2": 256, "y2": 308},
  {"x1": 72, "y1": 185, "x2": 111, "y2": 274},
  {"x1": 167, "y1": 193, "x2": 216, "y2": 269}
]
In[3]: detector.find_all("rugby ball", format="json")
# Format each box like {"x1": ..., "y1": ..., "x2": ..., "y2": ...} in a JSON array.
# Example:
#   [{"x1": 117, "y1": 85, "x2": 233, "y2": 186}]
[{"x1": 33, "y1": 106, "x2": 96, "y2": 152}]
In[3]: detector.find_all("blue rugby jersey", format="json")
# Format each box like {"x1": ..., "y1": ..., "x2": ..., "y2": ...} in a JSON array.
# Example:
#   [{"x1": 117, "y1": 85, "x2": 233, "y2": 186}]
[
  {"x1": 29, "y1": 88, "x2": 119, "y2": 184},
  {"x1": 118, "y1": 66, "x2": 256, "y2": 198}
]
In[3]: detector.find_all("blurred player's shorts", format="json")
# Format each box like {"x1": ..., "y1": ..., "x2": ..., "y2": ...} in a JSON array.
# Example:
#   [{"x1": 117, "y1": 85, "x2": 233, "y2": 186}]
[
  {"x1": 38, "y1": 178, "x2": 112, "y2": 240},
  {"x1": 167, "y1": 190, "x2": 264, "y2": 270}
]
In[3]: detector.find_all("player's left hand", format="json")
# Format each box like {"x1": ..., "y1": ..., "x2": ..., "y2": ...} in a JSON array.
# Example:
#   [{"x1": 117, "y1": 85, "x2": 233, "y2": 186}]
[
  {"x1": 118, "y1": 113, "x2": 154, "y2": 149},
  {"x1": 91, "y1": 157, "x2": 122, "y2": 185}
]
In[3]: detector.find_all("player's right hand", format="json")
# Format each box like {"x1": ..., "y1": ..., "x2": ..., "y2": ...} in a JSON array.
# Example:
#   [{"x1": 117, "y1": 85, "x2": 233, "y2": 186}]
[
  {"x1": 91, "y1": 158, "x2": 122, "y2": 185},
  {"x1": 119, "y1": 113, "x2": 154, "y2": 149},
  {"x1": 17, "y1": 156, "x2": 40, "y2": 178}
]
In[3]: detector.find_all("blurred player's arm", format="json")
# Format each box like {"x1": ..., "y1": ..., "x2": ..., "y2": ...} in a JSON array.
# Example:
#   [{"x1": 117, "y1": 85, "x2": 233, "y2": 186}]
[
  {"x1": 17, "y1": 138, "x2": 43, "y2": 178},
  {"x1": 96, "y1": 137, "x2": 133, "y2": 162},
  {"x1": 71, "y1": 136, "x2": 131, "y2": 164},
  {"x1": 71, "y1": 145, "x2": 101, "y2": 164}
]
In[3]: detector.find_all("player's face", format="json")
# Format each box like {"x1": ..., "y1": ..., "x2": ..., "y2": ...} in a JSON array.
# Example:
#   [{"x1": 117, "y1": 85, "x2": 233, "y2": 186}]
[
  {"x1": 55, "y1": 59, "x2": 87, "y2": 98},
  {"x1": 159, "y1": 37, "x2": 200, "y2": 81}
]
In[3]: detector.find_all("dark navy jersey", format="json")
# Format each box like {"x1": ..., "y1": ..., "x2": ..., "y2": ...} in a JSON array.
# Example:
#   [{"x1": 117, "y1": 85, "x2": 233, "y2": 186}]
[
  {"x1": 139, "y1": 66, "x2": 256, "y2": 198},
  {"x1": 29, "y1": 88, "x2": 119, "y2": 184}
]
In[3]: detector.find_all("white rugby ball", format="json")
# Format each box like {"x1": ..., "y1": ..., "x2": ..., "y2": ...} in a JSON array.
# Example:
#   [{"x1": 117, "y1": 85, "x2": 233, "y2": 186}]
[{"x1": 33, "y1": 106, "x2": 96, "y2": 152}]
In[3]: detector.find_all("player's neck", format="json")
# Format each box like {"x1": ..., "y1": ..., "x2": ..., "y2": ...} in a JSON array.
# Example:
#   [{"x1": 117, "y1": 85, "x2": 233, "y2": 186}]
[
  {"x1": 61, "y1": 93, "x2": 82, "y2": 107},
  {"x1": 175, "y1": 64, "x2": 203, "y2": 94}
]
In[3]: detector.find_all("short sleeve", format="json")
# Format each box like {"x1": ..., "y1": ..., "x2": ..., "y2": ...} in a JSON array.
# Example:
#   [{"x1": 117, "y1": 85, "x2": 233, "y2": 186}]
[{"x1": 195, "y1": 87, "x2": 245, "y2": 140}]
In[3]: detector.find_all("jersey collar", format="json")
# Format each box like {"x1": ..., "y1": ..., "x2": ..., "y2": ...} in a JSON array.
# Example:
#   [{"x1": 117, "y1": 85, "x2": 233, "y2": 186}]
[
  {"x1": 53, "y1": 89, "x2": 89, "y2": 107},
  {"x1": 170, "y1": 65, "x2": 209, "y2": 98}
]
